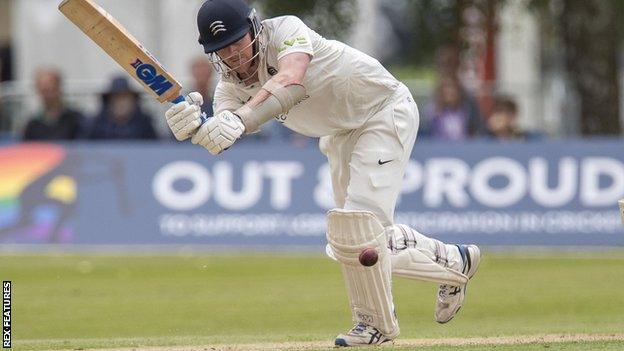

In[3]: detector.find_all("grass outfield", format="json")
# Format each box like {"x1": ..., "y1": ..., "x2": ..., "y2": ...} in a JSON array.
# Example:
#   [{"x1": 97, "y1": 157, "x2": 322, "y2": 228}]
[{"x1": 3, "y1": 251, "x2": 624, "y2": 350}]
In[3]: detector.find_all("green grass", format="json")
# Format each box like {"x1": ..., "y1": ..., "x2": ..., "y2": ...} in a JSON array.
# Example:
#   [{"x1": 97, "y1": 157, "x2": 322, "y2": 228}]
[
  {"x1": 3, "y1": 251, "x2": 624, "y2": 350},
  {"x1": 392, "y1": 341, "x2": 624, "y2": 351}
]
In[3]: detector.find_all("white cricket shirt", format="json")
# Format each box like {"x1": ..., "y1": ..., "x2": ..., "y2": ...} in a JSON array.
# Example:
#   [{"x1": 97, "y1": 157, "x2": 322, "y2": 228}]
[{"x1": 214, "y1": 15, "x2": 401, "y2": 137}]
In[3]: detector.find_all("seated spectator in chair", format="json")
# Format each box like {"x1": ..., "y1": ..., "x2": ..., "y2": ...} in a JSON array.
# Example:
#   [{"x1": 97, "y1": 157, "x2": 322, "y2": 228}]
[
  {"x1": 486, "y1": 95, "x2": 542, "y2": 141},
  {"x1": 88, "y1": 76, "x2": 157, "y2": 140},
  {"x1": 421, "y1": 76, "x2": 484, "y2": 140},
  {"x1": 23, "y1": 68, "x2": 85, "y2": 140}
]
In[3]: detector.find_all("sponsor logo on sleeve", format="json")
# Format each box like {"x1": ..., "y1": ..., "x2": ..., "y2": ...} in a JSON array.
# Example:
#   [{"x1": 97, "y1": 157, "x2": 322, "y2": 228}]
[{"x1": 278, "y1": 36, "x2": 310, "y2": 53}]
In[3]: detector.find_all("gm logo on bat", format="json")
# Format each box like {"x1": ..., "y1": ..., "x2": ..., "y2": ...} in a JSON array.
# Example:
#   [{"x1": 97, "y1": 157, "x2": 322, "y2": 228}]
[{"x1": 131, "y1": 58, "x2": 174, "y2": 96}]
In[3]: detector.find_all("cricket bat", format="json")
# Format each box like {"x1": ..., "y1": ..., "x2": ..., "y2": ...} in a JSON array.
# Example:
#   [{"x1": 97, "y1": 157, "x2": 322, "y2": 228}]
[
  {"x1": 58, "y1": 0, "x2": 185, "y2": 104},
  {"x1": 619, "y1": 199, "x2": 624, "y2": 224}
]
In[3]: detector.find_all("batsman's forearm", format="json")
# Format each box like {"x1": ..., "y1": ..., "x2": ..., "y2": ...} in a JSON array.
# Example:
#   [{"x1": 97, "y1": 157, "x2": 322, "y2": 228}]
[
  {"x1": 235, "y1": 83, "x2": 306, "y2": 133},
  {"x1": 246, "y1": 88, "x2": 272, "y2": 109},
  {"x1": 244, "y1": 69, "x2": 299, "y2": 109}
]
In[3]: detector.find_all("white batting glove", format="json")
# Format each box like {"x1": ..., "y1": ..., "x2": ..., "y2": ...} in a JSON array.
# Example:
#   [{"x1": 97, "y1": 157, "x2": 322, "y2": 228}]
[
  {"x1": 164, "y1": 92, "x2": 205, "y2": 141},
  {"x1": 191, "y1": 110, "x2": 245, "y2": 155}
]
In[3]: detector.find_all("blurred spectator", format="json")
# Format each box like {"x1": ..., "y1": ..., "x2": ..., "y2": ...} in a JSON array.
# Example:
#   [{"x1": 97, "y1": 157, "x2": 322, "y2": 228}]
[
  {"x1": 189, "y1": 56, "x2": 214, "y2": 117},
  {"x1": 0, "y1": 63, "x2": 3, "y2": 124},
  {"x1": 23, "y1": 68, "x2": 85, "y2": 140},
  {"x1": 436, "y1": 44, "x2": 462, "y2": 80},
  {"x1": 0, "y1": 43, "x2": 12, "y2": 136},
  {"x1": 0, "y1": 63, "x2": 6, "y2": 134},
  {"x1": 87, "y1": 76, "x2": 157, "y2": 140},
  {"x1": 0, "y1": 44, "x2": 11, "y2": 82},
  {"x1": 421, "y1": 76, "x2": 483, "y2": 140},
  {"x1": 420, "y1": 45, "x2": 484, "y2": 140},
  {"x1": 486, "y1": 95, "x2": 541, "y2": 140}
]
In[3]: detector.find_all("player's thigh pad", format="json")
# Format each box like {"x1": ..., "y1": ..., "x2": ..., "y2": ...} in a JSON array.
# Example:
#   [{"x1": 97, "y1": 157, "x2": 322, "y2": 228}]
[
  {"x1": 388, "y1": 225, "x2": 468, "y2": 286},
  {"x1": 326, "y1": 209, "x2": 399, "y2": 338}
]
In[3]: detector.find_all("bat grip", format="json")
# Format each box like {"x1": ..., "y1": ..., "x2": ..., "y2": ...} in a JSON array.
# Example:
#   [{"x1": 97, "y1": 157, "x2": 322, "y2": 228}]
[
  {"x1": 171, "y1": 94, "x2": 208, "y2": 124},
  {"x1": 199, "y1": 113, "x2": 209, "y2": 124}
]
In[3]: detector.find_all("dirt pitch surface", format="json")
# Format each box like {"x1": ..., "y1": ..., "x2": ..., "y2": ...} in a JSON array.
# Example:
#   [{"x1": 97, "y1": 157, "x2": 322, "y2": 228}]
[{"x1": 80, "y1": 333, "x2": 624, "y2": 351}]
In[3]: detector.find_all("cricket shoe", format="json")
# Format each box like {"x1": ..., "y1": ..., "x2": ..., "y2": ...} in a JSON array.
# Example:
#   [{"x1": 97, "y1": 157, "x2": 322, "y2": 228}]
[
  {"x1": 434, "y1": 244, "x2": 481, "y2": 324},
  {"x1": 334, "y1": 323, "x2": 393, "y2": 347}
]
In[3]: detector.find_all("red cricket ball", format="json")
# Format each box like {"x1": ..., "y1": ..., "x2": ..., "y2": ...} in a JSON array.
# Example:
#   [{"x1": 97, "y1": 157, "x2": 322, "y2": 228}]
[{"x1": 358, "y1": 248, "x2": 379, "y2": 267}]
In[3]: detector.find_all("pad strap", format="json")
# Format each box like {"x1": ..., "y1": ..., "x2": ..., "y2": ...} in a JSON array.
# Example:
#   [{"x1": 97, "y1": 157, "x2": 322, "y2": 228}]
[
  {"x1": 388, "y1": 225, "x2": 468, "y2": 286},
  {"x1": 434, "y1": 240, "x2": 449, "y2": 268}
]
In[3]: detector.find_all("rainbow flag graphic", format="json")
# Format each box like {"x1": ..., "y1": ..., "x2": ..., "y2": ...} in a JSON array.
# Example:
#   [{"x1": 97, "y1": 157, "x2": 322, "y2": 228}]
[{"x1": 0, "y1": 143, "x2": 75, "y2": 243}]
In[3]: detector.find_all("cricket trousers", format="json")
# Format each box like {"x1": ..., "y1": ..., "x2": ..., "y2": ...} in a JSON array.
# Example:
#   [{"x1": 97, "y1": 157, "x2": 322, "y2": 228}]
[
  {"x1": 321, "y1": 83, "x2": 466, "y2": 280},
  {"x1": 319, "y1": 83, "x2": 418, "y2": 227}
]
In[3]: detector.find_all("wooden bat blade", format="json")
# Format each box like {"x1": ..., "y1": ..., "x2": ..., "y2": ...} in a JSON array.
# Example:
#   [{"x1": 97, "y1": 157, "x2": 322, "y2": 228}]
[{"x1": 59, "y1": 0, "x2": 183, "y2": 104}]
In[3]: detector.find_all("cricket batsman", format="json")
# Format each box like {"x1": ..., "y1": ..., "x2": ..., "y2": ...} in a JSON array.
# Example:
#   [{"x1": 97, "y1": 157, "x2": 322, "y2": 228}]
[{"x1": 165, "y1": 0, "x2": 481, "y2": 346}]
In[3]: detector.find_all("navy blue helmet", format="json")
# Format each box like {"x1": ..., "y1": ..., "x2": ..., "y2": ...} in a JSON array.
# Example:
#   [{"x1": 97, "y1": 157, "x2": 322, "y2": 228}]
[{"x1": 197, "y1": 0, "x2": 258, "y2": 54}]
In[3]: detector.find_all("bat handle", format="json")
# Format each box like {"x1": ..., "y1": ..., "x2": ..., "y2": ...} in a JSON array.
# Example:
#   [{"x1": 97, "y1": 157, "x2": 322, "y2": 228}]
[
  {"x1": 171, "y1": 95, "x2": 185, "y2": 104},
  {"x1": 170, "y1": 94, "x2": 208, "y2": 124},
  {"x1": 199, "y1": 113, "x2": 209, "y2": 124}
]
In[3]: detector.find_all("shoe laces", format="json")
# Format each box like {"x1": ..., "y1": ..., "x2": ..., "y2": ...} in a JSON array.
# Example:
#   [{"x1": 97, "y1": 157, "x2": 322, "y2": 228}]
[
  {"x1": 348, "y1": 323, "x2": 369, "y2": 335},
  {"x1": 439, "y1": 284, "x2": 461, "y2": 298}
]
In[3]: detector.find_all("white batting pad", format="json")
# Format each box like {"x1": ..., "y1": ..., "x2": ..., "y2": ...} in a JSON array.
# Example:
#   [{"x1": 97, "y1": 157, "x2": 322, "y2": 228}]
[
  {"x1": 388, "y1": 225, "x2": 468, "y2": 286},
  {"x1": 391, "y1": 247, "x2": 468, "y2": 286},
  {"x1": 326, "y1": 209, "x2": 399, "y2": 338}
]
